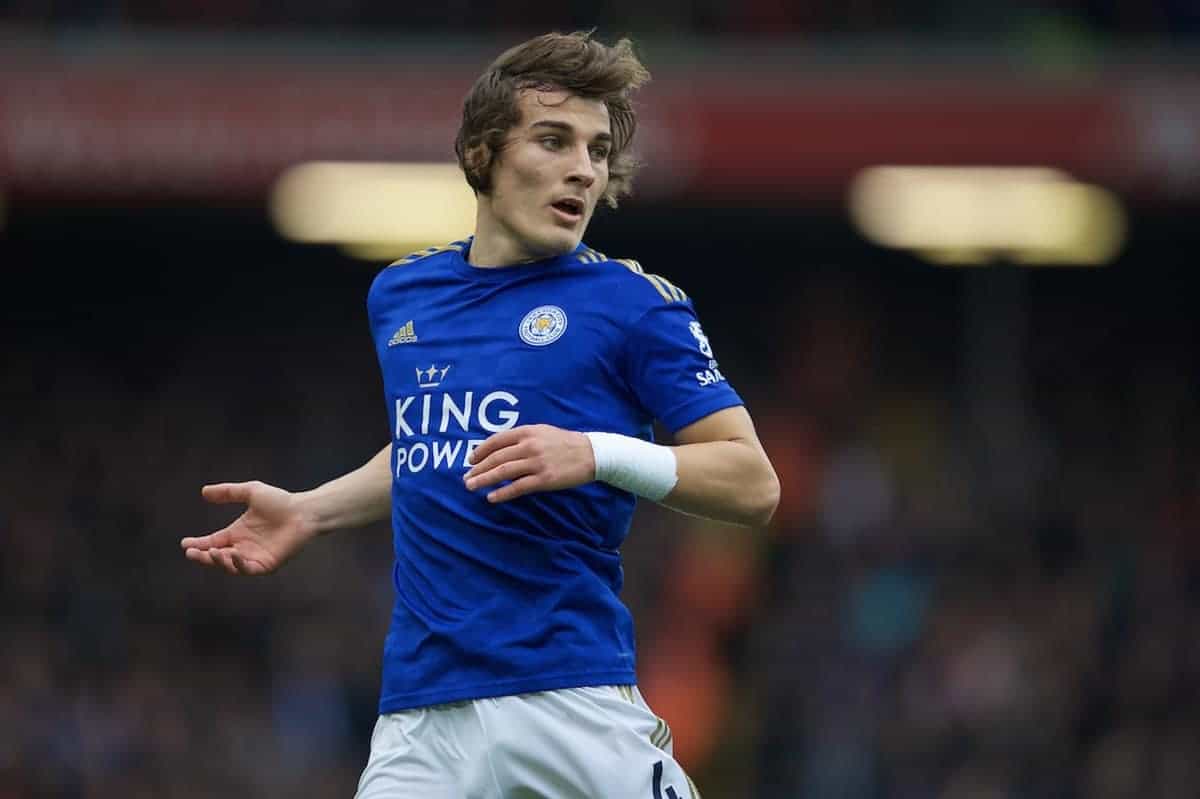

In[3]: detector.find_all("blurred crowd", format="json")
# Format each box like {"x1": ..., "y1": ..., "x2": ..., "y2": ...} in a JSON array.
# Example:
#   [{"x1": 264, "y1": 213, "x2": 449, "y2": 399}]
[
  {"x1": 733, "y1": 274, "x2": 1200, "y2": 798},
  {"x1": 2, "y1": 249, "x2": 1196, "y2": 797},
  {"x1": 2, "y1": 0, "x2": 1199, "y2": 38},
  {"x1": 1, "y1": 321, "x2": 395, "y2": 797}
]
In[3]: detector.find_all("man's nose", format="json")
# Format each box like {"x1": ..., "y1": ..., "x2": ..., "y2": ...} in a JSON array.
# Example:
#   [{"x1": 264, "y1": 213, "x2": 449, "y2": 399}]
[{"x1": 566, "y1": 145, "x2": 596, "y2": 187}]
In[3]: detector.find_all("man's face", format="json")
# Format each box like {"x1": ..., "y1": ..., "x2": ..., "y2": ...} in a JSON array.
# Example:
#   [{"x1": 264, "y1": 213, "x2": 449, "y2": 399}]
[{"x1": 481, "y1": 88, "x2": 612, "y2": 260}]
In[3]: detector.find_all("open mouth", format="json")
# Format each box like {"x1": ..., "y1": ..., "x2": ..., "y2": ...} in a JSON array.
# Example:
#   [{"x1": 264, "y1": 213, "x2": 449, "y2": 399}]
[{"x1": 551, "y1": 198, "x2": 584, "y2": 222}]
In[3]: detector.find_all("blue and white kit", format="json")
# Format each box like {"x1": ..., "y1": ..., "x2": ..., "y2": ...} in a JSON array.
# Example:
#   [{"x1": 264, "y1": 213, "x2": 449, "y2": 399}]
[{"x1": 360, "y1": 238, "x2": 741, "y2": 797}]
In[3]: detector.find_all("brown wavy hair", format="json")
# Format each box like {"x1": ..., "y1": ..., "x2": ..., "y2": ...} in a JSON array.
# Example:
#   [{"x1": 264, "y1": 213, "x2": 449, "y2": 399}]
[{"x1": 455, "y1": 31, "x2": 651, "y2": 209}]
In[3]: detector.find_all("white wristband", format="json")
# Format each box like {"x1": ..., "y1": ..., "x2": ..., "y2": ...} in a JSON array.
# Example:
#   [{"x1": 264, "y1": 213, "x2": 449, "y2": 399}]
[{"x1": 584, "y1": 432, "x2": 678, "y2": 502}]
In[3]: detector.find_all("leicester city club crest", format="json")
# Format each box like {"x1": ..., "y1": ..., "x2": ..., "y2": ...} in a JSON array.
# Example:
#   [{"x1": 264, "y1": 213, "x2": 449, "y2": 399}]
[{"x1": 519, "y1": 305, "x2": 568, "y2": 346}]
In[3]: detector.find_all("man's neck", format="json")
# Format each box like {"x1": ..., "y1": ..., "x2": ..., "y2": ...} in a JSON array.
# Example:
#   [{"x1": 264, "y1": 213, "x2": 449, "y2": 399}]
[
  {"x1": 467, "y1": 232, "x2": 536, "y2": 268},
  {"x1": 469, "y1": 207, "x2": 561, "y2": 267}
]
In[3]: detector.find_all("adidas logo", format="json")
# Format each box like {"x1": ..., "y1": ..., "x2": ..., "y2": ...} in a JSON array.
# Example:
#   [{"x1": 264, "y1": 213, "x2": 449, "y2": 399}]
[{"x1": 387, "y1": 320, "x2": 418, "y2": 346}]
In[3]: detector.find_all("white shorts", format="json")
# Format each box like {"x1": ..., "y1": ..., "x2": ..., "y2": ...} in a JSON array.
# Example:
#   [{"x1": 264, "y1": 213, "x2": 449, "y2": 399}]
[{"x1": 355, "y1": 685, "x2": 701, "y2": 798}]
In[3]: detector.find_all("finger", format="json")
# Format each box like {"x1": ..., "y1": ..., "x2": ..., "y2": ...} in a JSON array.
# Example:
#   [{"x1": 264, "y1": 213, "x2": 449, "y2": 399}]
[
  {"x1": 201, "y1": 482, "x2": 257, "y2": 505},
  {"x1": 231, "y1": 552, "x2": 263, "y2": 577},
  {"x1": 466, "y1": 458, "x2": 538, "y2": 491},
  {"x1": 180, "y1": 528, "x2": 234, "y2": 551},
  {"x1": 467, "y1": 427, "x2": 529, "y2": 466},
  {"x1": 207, "y1": 547, "x2": 229, "y2": 572},
  {"x1": 210, "y1": 548, "x2": 241, "y2": 576},
  {"x1": 486, "y1": 475, "x2": 543, "y2": 504},
  {"x1": 185, "y1": 547, "x2": 218, "y2": 567},
  {"x1": 464, "y1": 441, "x2": 531, "y2": 482}
]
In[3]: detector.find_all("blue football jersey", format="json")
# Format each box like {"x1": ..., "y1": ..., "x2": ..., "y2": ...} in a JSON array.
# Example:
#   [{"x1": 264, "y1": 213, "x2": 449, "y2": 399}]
[{"x1": 366, "y1": 238, "x2": 743, "y2": 712}]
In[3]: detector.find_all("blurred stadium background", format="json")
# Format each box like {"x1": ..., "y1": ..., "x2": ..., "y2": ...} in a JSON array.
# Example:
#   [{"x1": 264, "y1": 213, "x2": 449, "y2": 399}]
[{"x1": 3, "y1": 3, "x2": 1199, "y2": 797}]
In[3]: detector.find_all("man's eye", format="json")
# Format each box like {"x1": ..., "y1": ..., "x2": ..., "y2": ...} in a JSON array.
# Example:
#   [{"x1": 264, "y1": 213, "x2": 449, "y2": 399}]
[
  {"x1": 590, "y1": 147, "x2": 610, "y2": 160},
  {"x1": 540, "y1": 136, "x2": 562, "y2": 150}
]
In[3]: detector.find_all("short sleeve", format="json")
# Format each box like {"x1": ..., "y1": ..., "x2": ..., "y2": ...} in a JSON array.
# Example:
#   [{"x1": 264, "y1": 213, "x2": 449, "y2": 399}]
[{"x1": 621, "y1": 302, "x2": 744, "y2": 434}]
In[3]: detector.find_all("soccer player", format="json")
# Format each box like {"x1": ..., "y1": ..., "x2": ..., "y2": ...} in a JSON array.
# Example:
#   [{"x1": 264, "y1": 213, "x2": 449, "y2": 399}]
[{"x1": 181, "y1": 31, "x2": 779, "y2": 798}]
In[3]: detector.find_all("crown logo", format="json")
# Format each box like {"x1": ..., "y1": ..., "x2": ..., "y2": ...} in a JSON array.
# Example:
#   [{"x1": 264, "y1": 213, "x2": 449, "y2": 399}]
[{"x1": 416, "y1": 364, "x2": 451, "y2": 389}]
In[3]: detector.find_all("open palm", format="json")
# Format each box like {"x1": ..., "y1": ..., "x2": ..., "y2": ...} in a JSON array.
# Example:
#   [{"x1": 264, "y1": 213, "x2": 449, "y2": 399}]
[{"x1": 181, "y1": 481, "x2": 316, "y2": 576}]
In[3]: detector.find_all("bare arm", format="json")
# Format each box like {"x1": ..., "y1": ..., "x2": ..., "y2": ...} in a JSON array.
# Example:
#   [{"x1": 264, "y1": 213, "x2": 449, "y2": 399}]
[
  {"x1": 661, "y1": 406, "x2": 780, "y2": 527},
  {"x1": 294, "y1": 443, "x2": 393, "y2": 534},
  {"x1": 180, "y1": 443, "x2": 393, "y2": 575}
]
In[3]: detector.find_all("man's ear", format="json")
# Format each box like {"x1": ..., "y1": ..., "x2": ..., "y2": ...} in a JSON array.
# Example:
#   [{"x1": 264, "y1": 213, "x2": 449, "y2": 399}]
[{"x1": 463, "y1": 140, "x2": 499, "y2": 194}]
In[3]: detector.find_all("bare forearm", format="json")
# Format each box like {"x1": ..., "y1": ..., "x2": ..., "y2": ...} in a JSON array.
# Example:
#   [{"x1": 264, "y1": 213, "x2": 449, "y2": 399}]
[
  {"x1": 662, "y1": 439, "x2": 780, "y2": 527},
  {"x1": 294, "y1": 444, "x2": 393, "y2": 535}
]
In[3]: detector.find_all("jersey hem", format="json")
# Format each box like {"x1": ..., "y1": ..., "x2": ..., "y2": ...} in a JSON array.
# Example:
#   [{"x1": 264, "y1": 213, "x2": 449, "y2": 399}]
[
  {"x1": 378, "y1": 668, "x2": 638, "y2": 714},
  {"x1": 661, "y1": 395, "x2": 745, "y2": 435}
]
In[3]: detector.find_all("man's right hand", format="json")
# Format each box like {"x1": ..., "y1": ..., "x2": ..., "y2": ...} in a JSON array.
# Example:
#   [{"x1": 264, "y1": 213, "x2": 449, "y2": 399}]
[{"x1": 181, "y1": 481, "x2": 318, "y2": 576}]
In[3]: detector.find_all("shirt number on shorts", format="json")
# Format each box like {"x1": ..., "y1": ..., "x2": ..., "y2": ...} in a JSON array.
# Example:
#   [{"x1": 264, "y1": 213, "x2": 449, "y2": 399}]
[{"x1": 652, "y1": 760, "x2": 681, "y2": 799}]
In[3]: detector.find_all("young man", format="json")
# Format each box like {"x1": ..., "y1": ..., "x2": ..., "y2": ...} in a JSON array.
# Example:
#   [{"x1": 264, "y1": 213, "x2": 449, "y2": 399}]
[{"x1": 181, "y1": 31, "x2": 779, "y2": 798}]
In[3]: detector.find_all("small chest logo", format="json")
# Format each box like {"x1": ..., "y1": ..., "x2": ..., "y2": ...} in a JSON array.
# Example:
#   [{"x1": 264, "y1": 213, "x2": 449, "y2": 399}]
[
  {"x1": 519, "y1": 305, "x2": 568, "y2": 347},
  {"x1": 388, "y1": 320, "x2": 418, "y2": 346},
  {"x1": 415, "y1": 363, "x2": 451, "y2": 389},
  {"x1": 688, "y1": 321, "x2": 713, "y2": 357}
]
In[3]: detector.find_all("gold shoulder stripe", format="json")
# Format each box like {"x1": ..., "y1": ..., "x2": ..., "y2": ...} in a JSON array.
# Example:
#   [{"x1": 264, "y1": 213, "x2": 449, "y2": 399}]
[
  {"x1": 685, "y1": 774, "x2": 702, "y2": 799},
  {"x1": 577, "y1": 248, "x2": 609, "y2": 264},
  {"x1": 607, "y1": 258, "x2": 689, "y2": 303},
  {"x1": 390, "y1": 240, "x2": 466, "y2": 266},
  {"x1": 642, "y1": 273, "x2": 674, "y2": 302},
  {"x1": 644, "y1": 273, "x2": 692, "y2": 303},
  {"x1": 649, "y1": 274, "x2": 687, "y2": 302}
]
